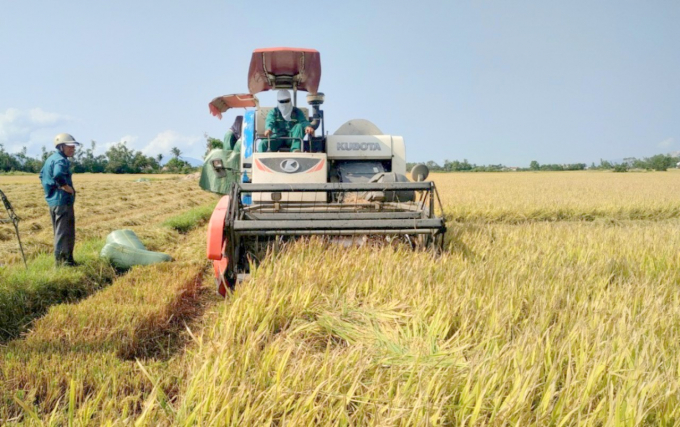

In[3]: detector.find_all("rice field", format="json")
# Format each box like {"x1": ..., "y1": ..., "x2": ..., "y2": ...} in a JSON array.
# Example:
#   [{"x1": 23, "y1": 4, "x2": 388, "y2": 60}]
[
  {"x1": 1, "y1": 170, "x2": 680, "y2": 425},
  {"x1": 441, "y1": 170, "x2": 680, "y2": 222},
  {"x1": 0, "y1": 174, "x2": 215, "y2": 265}
]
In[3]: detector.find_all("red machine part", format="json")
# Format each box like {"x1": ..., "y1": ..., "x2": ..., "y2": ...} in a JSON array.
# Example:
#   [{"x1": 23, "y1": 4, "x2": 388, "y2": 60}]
[
  {"x1": 254, "y1": 158, "x2": 274, "y2": 173},
  {"x1": 307, "y1": 158, "x2": 325, "y2": 173},
  {"x1": 248, "y1": 47, "x2": 321, "y2": 95},
  {"x1": 208, "y1": 94, "x2": 258, "y2": 119},
  {"x1": 213, "y1": 255, "x2": 229, "y2": 297},
  {"x1": 207, "y1": 196, "x2": 232, "y2": 296},
  {"x1": 207, "y1": 195, "x2": 231, "y2": 260}
]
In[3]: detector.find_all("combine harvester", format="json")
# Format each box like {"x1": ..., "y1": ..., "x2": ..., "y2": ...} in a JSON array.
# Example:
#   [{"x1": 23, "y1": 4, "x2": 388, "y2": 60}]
[{"x1": 203, "y1": 48, "x2": 446, "y2": 296}]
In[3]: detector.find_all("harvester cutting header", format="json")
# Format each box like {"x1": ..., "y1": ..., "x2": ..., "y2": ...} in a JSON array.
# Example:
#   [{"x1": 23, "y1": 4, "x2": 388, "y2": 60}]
[{"x1": 201, "y1": 47, "x2": 446, "y2": 296}]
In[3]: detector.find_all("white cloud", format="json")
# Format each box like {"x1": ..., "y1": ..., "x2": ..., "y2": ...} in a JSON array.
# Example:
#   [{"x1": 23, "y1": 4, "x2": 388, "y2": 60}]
[
  {"x1": 29, "y1": 109, "x2": 70, "y2": 126},
  {"x1": 0, "y1": 108, "x2": 73, "y2": 152},
  {"x1": 141, "y1": 130, "x2": 203, "y2": 159},
  {"x1": 120, "y1": 134, "x2": 139, "y2": 145},
  {"x1": 95, "y1": 132, "x2": 204, "y2": 160},
  {"x1": 101, "y1": 135, "x2": 140, "y2": 153},
  {"x1": 658, "y1": 137, "x2": 675, "y2": 148}
]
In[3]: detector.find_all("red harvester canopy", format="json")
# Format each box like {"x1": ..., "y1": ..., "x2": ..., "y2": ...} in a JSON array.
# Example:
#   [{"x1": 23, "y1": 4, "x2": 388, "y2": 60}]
[
  {"x1": 208, "y1": 93, "x2": 258, "y2": 119},
  {"x1": 247, "y1": 47, "x2": 321, "y2": 95}
]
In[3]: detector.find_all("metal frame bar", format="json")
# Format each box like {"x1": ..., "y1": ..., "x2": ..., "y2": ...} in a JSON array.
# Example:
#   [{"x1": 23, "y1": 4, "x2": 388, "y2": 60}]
[
  {"x1": 227, "y1": 180, "x2": 446, "y2": 244},
  {"x1": 238, "y1": 182, "x2": 433, "y2": 192},
  {"x1": 236, "y1": 229, "x2": 439, "y2": 236},
  {"x1": 245, "y1": 212, "x2": 422, "y2": 220},
  {"x1": 242, "y1": 202, "x2": 425, "y2": 212},
  {"x1": 233, "y1": 218, "x2": 444, "y2": 231}
]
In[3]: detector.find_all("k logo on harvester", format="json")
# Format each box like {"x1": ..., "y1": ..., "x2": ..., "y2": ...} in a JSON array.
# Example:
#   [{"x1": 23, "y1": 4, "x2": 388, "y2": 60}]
[
  {"x1": 256, "y1": 157, "x2": 323, "y2": 174},
  {"x1": 280, "y1": 159, "x2": 300, "y2": 173}
]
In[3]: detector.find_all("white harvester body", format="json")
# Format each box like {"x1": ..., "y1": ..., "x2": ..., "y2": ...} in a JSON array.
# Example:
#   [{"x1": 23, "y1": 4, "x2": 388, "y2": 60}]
[{"x1": 251, "y1": 152, "x2": 327, "y2": 203}]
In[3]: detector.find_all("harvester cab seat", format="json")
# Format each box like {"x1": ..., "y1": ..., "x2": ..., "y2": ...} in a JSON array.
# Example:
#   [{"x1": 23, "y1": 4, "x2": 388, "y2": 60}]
[{"x1": 255, "y1": 107, "x2": 312, "y2": 152}]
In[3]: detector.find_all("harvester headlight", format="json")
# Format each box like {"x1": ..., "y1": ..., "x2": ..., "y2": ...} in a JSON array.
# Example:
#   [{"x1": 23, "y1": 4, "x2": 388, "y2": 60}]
[{"x1": 211, "y1": 159, "x2": 226, "y2": 178}]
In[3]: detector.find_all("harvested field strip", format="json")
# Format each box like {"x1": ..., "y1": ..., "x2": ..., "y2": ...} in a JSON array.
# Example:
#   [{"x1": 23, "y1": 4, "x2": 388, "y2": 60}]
[
  {"x1": 0, "y1": 200, "x2": 216, "y2": 342},
  {"x1": 0, "y1": 176, "x2": 216, "y2": 264},
  {"x1": 0, "y1": 173, "x2": 183, "y2": 185},
  {"x1": 169, "y1": 221, "x2": 680, "y2": 425},
  {"x1": 0, "y1": 227, "x2": 215, "y2": 424},
  {"x1": 0, "y1": 240, "x2": 117, "y2": 342}
]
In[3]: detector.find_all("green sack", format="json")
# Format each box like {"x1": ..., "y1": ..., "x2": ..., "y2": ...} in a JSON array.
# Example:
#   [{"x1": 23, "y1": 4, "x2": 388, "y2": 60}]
[
  {"x1": 100, "y1": 229, "x2": 172, "y2": 269},
  {"x1": 100, "y1": 242, "x2": 172, "y2": 269},
  {"x1": 106, "y1": 229, "x2": 147, "y2": 250}
]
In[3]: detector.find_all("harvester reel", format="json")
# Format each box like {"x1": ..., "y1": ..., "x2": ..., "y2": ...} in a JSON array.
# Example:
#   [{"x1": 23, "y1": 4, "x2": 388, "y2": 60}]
[{"x1": 210, "y1": 179, "x2": 447, "y2": 297}]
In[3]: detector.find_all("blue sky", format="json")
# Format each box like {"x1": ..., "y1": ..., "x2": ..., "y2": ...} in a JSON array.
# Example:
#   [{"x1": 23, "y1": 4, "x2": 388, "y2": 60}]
[{"x1": 1, "y1": 1, "x2": 678, "y2": 167}]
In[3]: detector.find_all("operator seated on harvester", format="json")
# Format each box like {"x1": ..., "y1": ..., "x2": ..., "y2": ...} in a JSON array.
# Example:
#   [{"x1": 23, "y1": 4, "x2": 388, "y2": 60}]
[{"x1": 259, "y1": 89, "x2": 315, "y2": 152}]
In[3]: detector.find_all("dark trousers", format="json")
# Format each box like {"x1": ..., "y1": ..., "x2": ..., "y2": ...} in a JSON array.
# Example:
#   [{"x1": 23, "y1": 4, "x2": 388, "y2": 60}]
[{"x1": 50, "y1": 204, "x2": 75, "y2": 264}]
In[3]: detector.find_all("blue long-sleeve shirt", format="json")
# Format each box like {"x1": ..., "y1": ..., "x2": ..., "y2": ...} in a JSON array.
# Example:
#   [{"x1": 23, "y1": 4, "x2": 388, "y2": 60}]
[{"x1": 39, "y1": 150, "x2": 75, "y2": 207}]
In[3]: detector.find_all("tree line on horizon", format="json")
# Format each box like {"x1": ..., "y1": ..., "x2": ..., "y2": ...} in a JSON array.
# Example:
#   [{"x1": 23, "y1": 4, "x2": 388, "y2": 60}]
[
  {"x1": 0, "y1": 142, "x2": 195, "y2": 174},
  {"x1": 5, "y1": 140, "x2": 677, "y2": 175},
  {"x1": 407, "y1": 153, "x2": 680, "y2": 173}
]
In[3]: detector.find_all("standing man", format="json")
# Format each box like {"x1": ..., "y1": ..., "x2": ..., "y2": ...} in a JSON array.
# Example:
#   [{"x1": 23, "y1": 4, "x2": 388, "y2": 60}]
[{"x1": 39, "y1": 133, "x2": 80, "y2": 266}]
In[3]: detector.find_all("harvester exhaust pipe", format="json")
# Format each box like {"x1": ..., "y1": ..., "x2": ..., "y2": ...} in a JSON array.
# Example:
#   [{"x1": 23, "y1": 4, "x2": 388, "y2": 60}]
[{"x1": 306, "y1": 93, "x2": 325, "y2": 132}]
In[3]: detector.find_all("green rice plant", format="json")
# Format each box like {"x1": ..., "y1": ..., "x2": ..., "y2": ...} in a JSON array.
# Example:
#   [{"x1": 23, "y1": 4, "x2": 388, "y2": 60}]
[
  {"x1": 162, "y1": 202, "x2": 217, "y2": 233},
  {"x1": 164, "y1": 220, "x2": 680, "y2": 425},
  {"x1": 433, "y1": 170, "x2": 680, "y2": 223}
]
